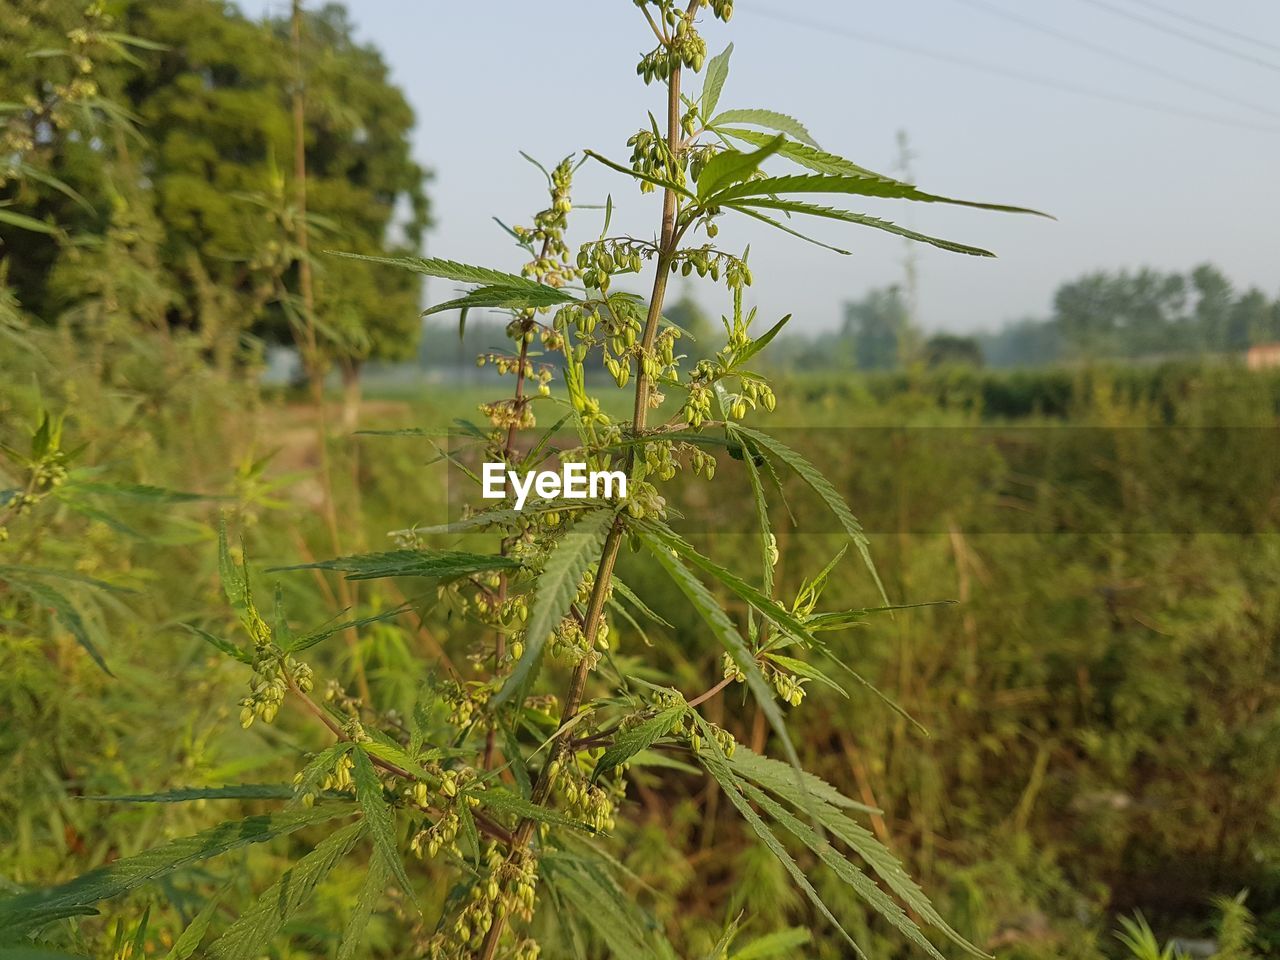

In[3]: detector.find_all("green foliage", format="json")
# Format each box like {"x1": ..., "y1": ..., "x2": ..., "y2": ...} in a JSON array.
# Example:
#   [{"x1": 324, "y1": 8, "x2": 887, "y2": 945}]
[
  {"x1": 1, "y1": 0, "x2": 1046, "y2": 953},
  {"x1": 499, "y1": 506, "x2": 616, "y2": 705},
  {"x1": 206, "y1": 820, "x2": 366, "y2": 960},
  {"x1": 0, "y1": 807, "x2": 354, "y2": 937},
  {"x1": 1115, "y1": 913, "x2": 1184, "y2": 960},
  {"x1": 2, "y1": 0, "x2": 431, "y2": 374},
  {"x1": 9, "y1": 4, "x2": 1279, "y2": 960}
]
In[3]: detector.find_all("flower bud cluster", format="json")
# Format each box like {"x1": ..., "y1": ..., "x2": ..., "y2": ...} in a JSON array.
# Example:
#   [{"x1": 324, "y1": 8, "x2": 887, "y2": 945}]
[
  {"x1": 622, "y1": 478, "x2": 667, "y2": 521},
  {"x1": 576, "y1": 239, "x2": 649, "y2": 292},
  {"x1": 407, "y1": 765, "x2": 483, "y2": 860},
  {"x1": 1, "y1": 5, "x2": 114, "y2": 174},
  {"x1": 636, "y1": 6, "x2": 708, "y2": 82},
  {"x1": 443, "y1": 679, "x2": 494, "y2": 729},
  {"x1": 422, "y1": 846, "x2": 540, "y2": 959},
  {"x1": 626, "y1": 128, "x2": 683, "y2": 194},
  {"x1": 669, "y1": 246, "x2": 752, "y2": 291},
  {"x1": 634, "y1": 439, "x2": 680, "y2": 483},
  {"x1": 239, "y1": 655, "x2": 311, "y2": 728},
  {"x1": 479, "y1": 398, "x2": 536, "y2": 432},
  {"x1": 513, "y1": 158, "x2": 579, "y2": 291},
  {"x1": 548, "y1": 615, "x2": 609, "y2": 667},
  {"x1": 720, "y1": 652, "x2": 808, "y2": 706},
  {"x1": 547, "y1": 755, "x2": 620, "y2": 833},
  {"x1": 687, "y1": 718, "x2": 737, "y2": 757}
]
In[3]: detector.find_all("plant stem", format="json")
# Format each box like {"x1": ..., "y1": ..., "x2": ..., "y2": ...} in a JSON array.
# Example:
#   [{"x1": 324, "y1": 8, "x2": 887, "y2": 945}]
[
  {"x1": 474, "y1": 20, "x2": 691, "y2": 959},
  {"x1": 485, "y1": 242, "x2": 546, "y2": 769},
  {"x1": 687, "y1": 673, "x2": 735, "y2": 709}
]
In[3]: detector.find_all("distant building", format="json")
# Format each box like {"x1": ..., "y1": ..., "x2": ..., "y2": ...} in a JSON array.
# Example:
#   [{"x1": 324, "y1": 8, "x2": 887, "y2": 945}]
[{"x1": 1246, "y1": 343, "x2": 1280, "y2": 370}]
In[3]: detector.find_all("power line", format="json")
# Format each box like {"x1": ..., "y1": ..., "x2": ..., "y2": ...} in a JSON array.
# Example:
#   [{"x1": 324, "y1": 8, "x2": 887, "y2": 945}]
[
  {"x1": 950, "y1": 0, "x2": 1280, "y2": 121},
  {"x1": 1119, "y1": 0, "x2": 1280, "y2": 58},
  {"x1": 1073, "y1": 0, "x2": 1280, "y2": 75},
  {"x1": 738, "y1": 3, "x2": 1280, "y2": 134}
]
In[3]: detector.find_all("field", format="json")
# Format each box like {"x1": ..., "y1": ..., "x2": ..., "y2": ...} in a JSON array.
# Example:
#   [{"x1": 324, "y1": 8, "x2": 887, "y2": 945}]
[
  {"x1": 4, "y1": 328, "x2": 1278, "y2": 957},
  {"x1": 4, "y1": 1, "x2": 1278, "y2": 957}
]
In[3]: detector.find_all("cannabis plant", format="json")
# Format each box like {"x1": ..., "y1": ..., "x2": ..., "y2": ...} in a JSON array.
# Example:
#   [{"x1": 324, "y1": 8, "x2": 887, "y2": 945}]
[{"x1": 0, "y1": 2, "x2": 1043, "y2": 957}]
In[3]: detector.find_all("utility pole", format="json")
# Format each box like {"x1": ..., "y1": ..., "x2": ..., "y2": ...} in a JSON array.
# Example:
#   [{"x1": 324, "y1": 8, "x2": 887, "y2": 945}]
[{"x1": 894, "y1": 129, "x2": 921, "y2": 368}]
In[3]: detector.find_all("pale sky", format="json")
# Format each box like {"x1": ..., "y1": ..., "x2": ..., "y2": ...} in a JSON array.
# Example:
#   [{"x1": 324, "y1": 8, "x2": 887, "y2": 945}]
[{"x1": 243, "y1": 0, "x2": 1280, "y2": 334}]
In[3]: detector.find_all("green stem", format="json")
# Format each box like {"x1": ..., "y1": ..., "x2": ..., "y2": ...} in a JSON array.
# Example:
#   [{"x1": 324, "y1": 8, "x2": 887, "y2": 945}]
[{"x1": 473, "y1": 26, "x2": 691, "y2": 960}]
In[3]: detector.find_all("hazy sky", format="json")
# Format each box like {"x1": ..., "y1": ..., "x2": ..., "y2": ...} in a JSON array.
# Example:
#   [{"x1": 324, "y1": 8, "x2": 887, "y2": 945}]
[{"x1": 243, "y1": 0, "x2": 1280, "y2": 334}]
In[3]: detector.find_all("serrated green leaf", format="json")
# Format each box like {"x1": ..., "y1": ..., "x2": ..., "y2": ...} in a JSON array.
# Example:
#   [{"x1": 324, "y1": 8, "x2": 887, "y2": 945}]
[
  {"x1": 422, "y1": 283, "x2": 579, "y2": 317},
  {"x1": 611, "y1": 578, "x2": 673, "y2": 628},
  {"x1": 287, "y1": 603, "x2": 410, "y2": 652},
  {"x1": 0, "y1": 807, "x2": 353, "y2": 935},
  {"x1": 502, "y1": 727, "x2": 533, "y2": 798},
  {"x1": 14, "y1": 160, "x2": 94, "y2": 213},
  {"x1": 12, "y1": 579, "x2": 111, "y2": 676},
  {"x1": 207, "y1": 820, "x2": 365, "y2": 960},
  {"x1": 693, "y1": 717, "x2": 864, "y2": 958},
  {"x1": 696, "y1": 134, "x2": 785, "y2": 200},
  {"x1": 337, "y1": 850, "x2": 389, "y2": 960},
  {"x1": 473, "y1": 787, "x2": 595, "y2": 832},
  {"x1": 182, "y1": 623, "x2": 252, "y2": 664},
  {"x1": 700, "y1": 44, "x2": 733, "y2": 118},
  {"x1": 734, "y1": 423, "x2": 775, "y2": 597},
  {"x1": 728, "y1": 198, "x2": 996, "y2": 258},
  {"x1": 327, "y1": 251, "x2": 553, "y2": 292},
  {"x1": 718, "y1": 127, "x2": 889, "y2": 179},
  {"x1": 270, "y1": 549, "x2": 518, "y2": 582},
  {"x1": 544, "y1": 854, "x2": 678, "y2": 960},
  {"x1": 706, "y1": 108, "x2": 818, "y2": 146},
  {"x1": 0, "y1": 564, "x2": 132, "y2": 595},
  {"x1": 351, "y1": 749, "x2": 414, "y2": 900},
  {"x1": 736, "y1": 781, "x2": 948, "y2": 960},
  {"x1": 732, "y1": 313, "x2": 791, "y2": 368},
  {"x1": 728, "y1": 204, "x2": 852, "y2": 255},
  {"x1": 812, "y1": 803, "x2": 983, "y2": 956},
  {"x1": 593, "y1": 706, "x2": 686, "y2": 781},
  {"x1": 70, "y1": 481, "x2": 209, "y2": 502},
  {"x1": 728, "y1": 746, "x2": 875, "y2": 814},
  {"x1": 731, "y1": 425, "x2": 888, "y2": 606},
  {"x1": 360, "y1": 739, "x2": 443, "y2": 783},
  {"x1": 217, "y1": 519, "x2": 250, "y2": 617},
  {"x1": 458, "y1": 802, "x2": 481, "y2": 870},
  {"x1": 726, "y1": 746, "x2": 980, "y2": 955},
  {"x1": 163, "y1": 882, "x2": 228, "y2": 960},
  {"x1": 711, "y1": 170, "x2": 1045, "y2": 215},
  {"x1": 636, "y1": 530, "x2": 806, "y2": 794},
  {"x1": 86, "y1": 784, "x2": 307, "y2": 804},
  {"x1": 495, "y1": 508, "x2": 616, "y2": 706},
  {"x1": 639, "y1": 521, "x2": 814, "y2": 650}
]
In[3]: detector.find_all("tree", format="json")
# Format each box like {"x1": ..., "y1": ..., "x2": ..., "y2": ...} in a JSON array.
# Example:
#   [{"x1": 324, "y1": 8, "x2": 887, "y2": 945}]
[
  {"x1": 924, "y1": 332, "x2": 983, "y2": 368},
  {"x1": 2, "y1": 0, "x2": 430, "y2": 390},
  {"x1": 842, "y1": 285, "x2": 910, "y2": 371}
]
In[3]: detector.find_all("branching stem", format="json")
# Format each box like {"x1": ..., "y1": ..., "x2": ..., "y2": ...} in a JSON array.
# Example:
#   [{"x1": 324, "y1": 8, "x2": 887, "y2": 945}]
[{"x1": 474, "y1": 8, "x2": 696, "y2": 957}]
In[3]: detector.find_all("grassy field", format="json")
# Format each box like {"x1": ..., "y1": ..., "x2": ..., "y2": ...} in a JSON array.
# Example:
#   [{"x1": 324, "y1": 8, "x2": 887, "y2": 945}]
[{"x1": 4, "y1": 328, "x2": 1278, "y2": 958}]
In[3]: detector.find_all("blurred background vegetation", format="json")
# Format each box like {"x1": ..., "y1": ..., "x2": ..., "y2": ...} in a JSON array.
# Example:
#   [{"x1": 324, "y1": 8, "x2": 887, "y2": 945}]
[{"x1": 2, "y1": 1, "x2": 1278, "y2": 958}]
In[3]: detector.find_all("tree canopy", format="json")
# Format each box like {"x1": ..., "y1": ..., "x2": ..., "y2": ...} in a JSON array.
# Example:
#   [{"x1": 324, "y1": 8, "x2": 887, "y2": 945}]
[{"x1": 1, "y1": 0, "x2": 430, "y2": 369}]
